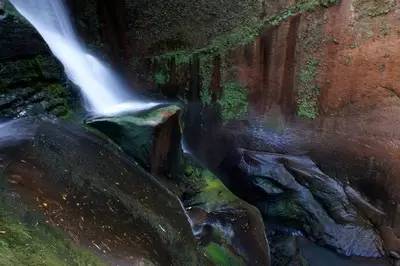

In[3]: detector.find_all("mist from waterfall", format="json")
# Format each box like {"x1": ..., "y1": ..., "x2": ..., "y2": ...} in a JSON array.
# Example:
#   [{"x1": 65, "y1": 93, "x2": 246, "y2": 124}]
[{"x1": 9, "y1": 0, "x2": 157, "y2": 115}]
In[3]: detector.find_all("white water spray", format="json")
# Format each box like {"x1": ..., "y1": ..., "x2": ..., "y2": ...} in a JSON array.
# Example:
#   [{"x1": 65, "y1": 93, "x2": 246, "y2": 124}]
[{"x1": 9, "y1": 0, "x2": 157, "y2": 115}]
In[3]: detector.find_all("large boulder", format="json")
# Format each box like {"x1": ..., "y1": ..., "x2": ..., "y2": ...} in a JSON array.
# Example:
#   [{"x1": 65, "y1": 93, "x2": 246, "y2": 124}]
[
  {"x1": 87, "y1": 105, "x2": 271, "y2": 265},
  {"x1": 0, "y1": 118, "x2": 206, "y2": 265},
  {"x1": 222, "y1": 149, "x2": 385, "y2": 258},
  {"x1": 86, "y1": 104, "x2": 183, "y2": 177},
  {"x1": 182, "y1": 157, "x2": 270, "y2": 265}
]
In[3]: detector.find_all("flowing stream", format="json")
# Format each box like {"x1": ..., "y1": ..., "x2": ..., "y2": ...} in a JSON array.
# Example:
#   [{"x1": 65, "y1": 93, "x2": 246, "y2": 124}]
[{"x1": 9, "y1": 0, "x2": 157, "y2": 115}]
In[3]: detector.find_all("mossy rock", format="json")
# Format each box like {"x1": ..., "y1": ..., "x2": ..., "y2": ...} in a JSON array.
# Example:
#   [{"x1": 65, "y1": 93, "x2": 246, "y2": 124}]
[
  {"x1": 0, "y1": 83, "x2": 71, "y2": 119},
  {"x1": 183, "y1": 158, "x2": 270, "y2": 265},
  {"x1": 353, "y1": 0, "x2": 396, "y2": 18},
  {"x1": 296, "y1": 58, "x2": 320, "y2": 119},
  {"x1": 86, "y1": 104, "x2": 183, "y2": 177},
  {"x1": 204, "y1": 242, "x2": 245, "y2": 266},
  {"x1": 218, "y1": 82, "x2": 248, "y2": 122},
  {"x1": 0, "y1": 118, "x2": 207, "y2": 265},
  {"x1": 0, "y1": 191, "x2": 104, "y2": 266}
]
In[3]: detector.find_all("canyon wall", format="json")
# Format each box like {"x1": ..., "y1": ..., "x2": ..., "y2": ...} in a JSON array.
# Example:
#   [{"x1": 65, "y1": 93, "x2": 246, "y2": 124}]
[
  {"x1": 147, "y1": 0, "x2": 400, "y2": 202},
  {"x1": 139, "y1": 0, "x2": 400, "y2": 248},
  {"x1": 65, "y1": 0, "x2": 400, "y2": 233}
]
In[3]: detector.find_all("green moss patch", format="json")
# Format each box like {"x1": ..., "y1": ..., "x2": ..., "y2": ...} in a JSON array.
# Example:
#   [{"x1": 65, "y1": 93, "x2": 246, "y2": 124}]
[
  {"x1": 0, "y1": 199, "x2": 104, "y2": 266},
  {"x1": 150, "y1": 0, "x2": 338, "y2": 117},
  {"x1": 152, "y1": 0, "x2": 339, "y2": 64},
  {"x1": 183, "y1": 160, "x2": 242, "y2": 213},
  {"x1": 182, "y1": 161, "x2": 248, "y2": 265},
  {"x1": 296, "y1": 58, "x2": 320, "y2": 119},
  {"x1": 199, "y1": 56, "x2": 214, "y2": 106},
  {"x1": 154, "y1": 69, "x2": 170, "y2": 86},
  {"x1": 354, "y1": 0, "x2": 396, "y2": 18},
  {"x1": 218, "y1": 82, "x2": 248, "y2": 122},
  {"x1": 204, "y1": 242, "x2": 245, "y2": 266}
]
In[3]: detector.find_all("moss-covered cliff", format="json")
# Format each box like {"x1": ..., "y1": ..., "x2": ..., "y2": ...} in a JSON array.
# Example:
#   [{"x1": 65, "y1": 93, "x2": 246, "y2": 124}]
[{"x1": 0, "y1": 2, "x2": 73, "y2": 118}]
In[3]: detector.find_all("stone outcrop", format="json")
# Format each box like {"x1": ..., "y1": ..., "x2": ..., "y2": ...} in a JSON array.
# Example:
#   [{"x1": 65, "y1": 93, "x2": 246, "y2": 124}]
[
  {"x1": 0, "y1": 118, "x2": 207, "y2": 265},
  {"x1": 86, "y1": 105, "x2": 183, "y2": 177},
  {"x1": 222, "y1": 148, "x2": 385, "y2": 258},
  {"x1": 133, "y1": 0, "x2": 400, "y2": 209},
  {"x1": 0, "y1": 2, "x2": 72, "y2": 118},
  {"x1": 2, "y1": 0, "x2": 399, "y2": 264},
  {"x1": 86, "y1": 105, "x2": 271, "y2": 265},
  {"x1": 183, "y1": 158, "x2": 270, "y2": 265},
  {"x1": 138, "y1": 1, "x2": 400, "y2": 258}
]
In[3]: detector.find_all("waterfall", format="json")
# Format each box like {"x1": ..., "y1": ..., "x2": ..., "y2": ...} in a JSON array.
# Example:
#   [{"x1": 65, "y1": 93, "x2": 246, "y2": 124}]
[{"x1": 9, "y1": 0, "x2": 157, "y2": 115}]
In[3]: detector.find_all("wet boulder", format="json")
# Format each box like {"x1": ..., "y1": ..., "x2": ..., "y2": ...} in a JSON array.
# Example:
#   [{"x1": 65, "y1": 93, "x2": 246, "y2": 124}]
[
  {"x1": 87, "y1": 105, "x2": 271, "y2": 265},
  {"x1": 223, "y1": 149, "x2": 385, "y2": 258},
  {"x1": 182, "y1": 158, "x2": 270, "y2": 266},
  {"x1": 0, "y1": 118, "x2": 206, "y2": 265},
  {"x1": 86, "y1": 104, "x2": 182, "y2": 177}
]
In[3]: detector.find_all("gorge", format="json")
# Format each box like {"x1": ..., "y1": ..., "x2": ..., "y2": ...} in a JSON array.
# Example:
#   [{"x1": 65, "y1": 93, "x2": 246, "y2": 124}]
[{"x1": 0, "y1": 0, "x2": 399, "y2": 265}]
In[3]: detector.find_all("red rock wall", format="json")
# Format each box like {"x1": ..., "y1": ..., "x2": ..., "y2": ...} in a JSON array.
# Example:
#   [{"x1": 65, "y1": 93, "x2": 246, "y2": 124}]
[{"x1": 213, "y1": 0, "x2": 400, "y2": 204}]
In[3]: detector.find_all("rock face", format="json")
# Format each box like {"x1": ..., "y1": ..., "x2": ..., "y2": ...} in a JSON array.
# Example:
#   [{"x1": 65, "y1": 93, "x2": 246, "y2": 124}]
[
  {"x1": 134, "y1": 0, "x2": 400, "y2": 257},
  {"x1": 121, "y1": 0, "x2": 400, "y2": 236},
  {"x1": 86, "y1": 105, "x2": 183, "y2": 177},
  {"x1": 222, "y1": 149, "x2": 384, "y2": 258},
  {"x1": 87, "y1": 105, "x2": 271, "y2": 265},
  {"x1": 0, "y1": 2, "x2": 72, "y2": 118},
  {"x1": 0, "y1": 118, "x2": 206, "y2": 265}
]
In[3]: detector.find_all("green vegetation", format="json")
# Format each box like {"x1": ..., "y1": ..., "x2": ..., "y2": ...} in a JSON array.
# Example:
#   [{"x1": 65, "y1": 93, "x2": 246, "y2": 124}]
[
  {"x1": 200, "y1": 87, "x2": 212, "y2": 106},
  {"x1": 218, "y1": 82, "x2": 248, "y2": 122},
  {"x1": 354, "y1": 0, "x2": 395, "y2": 17},
  {"x1": 3, "y1": 1, "x2": 27, "y2": 22},
  {"x1": 199, "y1": 56, "x2": 214, "y2": 105},
  {"x1": 45, "y1": 83, "x2": 68, "y2": 97},
  {"x1": 42, "y1": 83, "x2": 72, "y2": 118},
  {"x1": 183, "y1": 161, "x2": 246, "y2": 265},
  {"x1": 204, "y1": 242, "x2": 245, "y2": 266},
  {"x1": 297, "y1": 58, "x2": 320, "y2": 119},
  {"x1": 0, "y1": 200, "x2": 104, "y2": 266},
  {"x1": 154, "y1": 70, "x2": 169, "y2": 86},
  {"x1": 183, "y1": 159, "x2": 242, "y2": 212},
  {"x1": 151, "y1": 0, "x2": 338, "y2": 116},
  {"x1": 266, "y1": 0, "x2": 338, "y2": 27},
  {"x1": 153, "y1": 0, "x2": 339, "y2": 65},
  {"x1": 151, "y1": 57, "x2": 171, "y2": 87}
]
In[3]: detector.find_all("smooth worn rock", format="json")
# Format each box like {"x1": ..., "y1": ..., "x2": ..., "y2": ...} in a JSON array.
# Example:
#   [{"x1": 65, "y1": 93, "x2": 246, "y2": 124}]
[
  {"x1": 182, "y1": 158, "x2": 270, "y2": 266},
  {"x1": 390, "y1": 251, "x2": 400, "y2": 260},
  {"x1": 0, "y1": 118, "x2": 206, "y2": 265},
  {"x1": 345, "y1": 185, "x2": 386, "y2": 226},
  {"x1": 223, "y1": 148, "x2": 384, "y2": 258},
  {"x1": 86, "y1": 104, "x2": 183, "y2": 177},
  {"x1": 88, "y1": 106, "x2": 271, "y2": 264}
]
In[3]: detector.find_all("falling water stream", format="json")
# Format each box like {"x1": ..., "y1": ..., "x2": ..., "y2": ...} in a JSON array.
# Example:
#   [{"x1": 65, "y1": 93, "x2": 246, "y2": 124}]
[{"x1": 9, "y1": 0, "x2": 157, "y2": 115}]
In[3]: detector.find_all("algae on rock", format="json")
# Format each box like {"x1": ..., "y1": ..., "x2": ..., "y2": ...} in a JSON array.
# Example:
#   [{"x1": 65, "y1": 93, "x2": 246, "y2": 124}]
[{"x1": 0, "y1": 193, "x2": 104, "y2": 266}]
